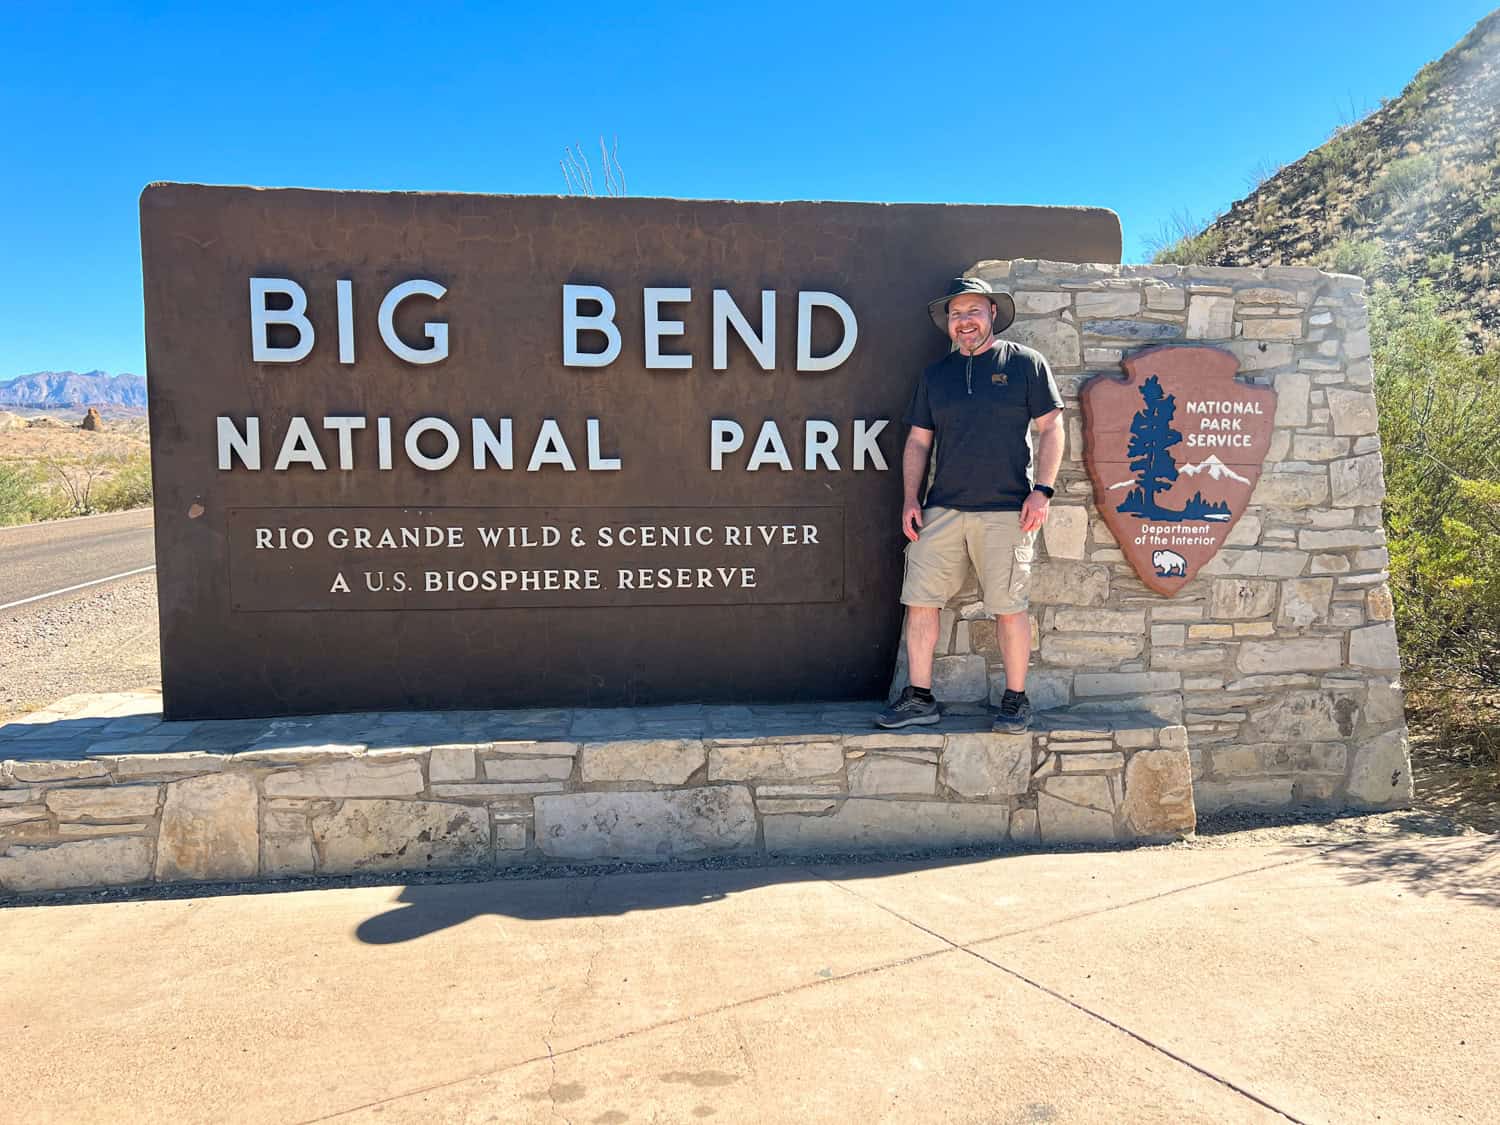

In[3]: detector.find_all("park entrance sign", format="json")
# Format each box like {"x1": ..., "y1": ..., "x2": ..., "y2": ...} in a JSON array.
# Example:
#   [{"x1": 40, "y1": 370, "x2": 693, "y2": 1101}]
[{"x1": 141, "y1": 184, "x2": 1120, "y2": 719}]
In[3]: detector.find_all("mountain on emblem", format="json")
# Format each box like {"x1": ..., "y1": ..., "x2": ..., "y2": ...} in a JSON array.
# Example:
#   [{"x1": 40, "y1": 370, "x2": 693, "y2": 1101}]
[
  {"x1": 1080, "y1": 345, "x2": 1277, "y2": 597},
  {"x1": 1179, "y1": 455, "x2": 1251, "y2": 485}
]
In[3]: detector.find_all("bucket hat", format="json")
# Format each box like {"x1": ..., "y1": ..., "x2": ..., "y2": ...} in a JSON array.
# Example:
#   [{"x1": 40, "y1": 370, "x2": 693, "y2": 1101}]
[{"x1": 927, "y1": 277, "x2": 1015, "y2": 335}]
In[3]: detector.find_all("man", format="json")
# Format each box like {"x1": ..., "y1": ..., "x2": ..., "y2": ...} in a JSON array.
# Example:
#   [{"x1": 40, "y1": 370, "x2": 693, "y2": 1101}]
[{"x1": 876, "y1": 277, "x2": 1065, "y2": 733}]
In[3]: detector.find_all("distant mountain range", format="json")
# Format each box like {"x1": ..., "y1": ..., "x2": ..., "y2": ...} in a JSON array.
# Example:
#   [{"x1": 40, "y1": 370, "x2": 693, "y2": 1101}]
[{"x1": 0, "y1": 371, "x2": 147, "y2": 409}]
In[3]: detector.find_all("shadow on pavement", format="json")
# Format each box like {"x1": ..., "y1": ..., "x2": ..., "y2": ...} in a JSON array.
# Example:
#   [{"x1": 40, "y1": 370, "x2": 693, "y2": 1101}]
[
  {"x1": 1317, "y1": 831, "x2": 1500, "y2": 909},
  {"x1": 353, "y1": 852, "x2": 998, "y2": 945}
]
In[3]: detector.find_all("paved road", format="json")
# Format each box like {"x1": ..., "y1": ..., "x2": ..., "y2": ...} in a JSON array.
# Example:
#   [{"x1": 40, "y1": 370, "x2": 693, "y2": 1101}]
[
  {"x1": 0, "y1": 509, "x2": 154, "y2": 608},
  {"x1": 2, "y1": 834, "x2": 1496, "y2": 1123}
]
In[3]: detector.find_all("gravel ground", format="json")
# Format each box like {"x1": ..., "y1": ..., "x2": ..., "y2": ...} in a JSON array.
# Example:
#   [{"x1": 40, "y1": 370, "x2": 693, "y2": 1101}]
[{"x1": 0, "y1": 574, "x2": 160, "y2": 721}]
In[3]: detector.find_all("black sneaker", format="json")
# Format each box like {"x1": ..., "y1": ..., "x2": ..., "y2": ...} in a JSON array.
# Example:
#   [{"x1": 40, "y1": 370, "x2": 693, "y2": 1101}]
[
  {"x1": 992, "y1": 690, "x2": 1032, "y2": 733},
  {"x1": 875, "y1": 686, "x2": 941, "y2": 729}
]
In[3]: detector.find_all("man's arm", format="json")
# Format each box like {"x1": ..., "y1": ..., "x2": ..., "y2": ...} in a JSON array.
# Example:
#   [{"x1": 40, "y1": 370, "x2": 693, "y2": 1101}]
[
  {"x1": 902, "y1": 426, "x2": 935, "y2": 541},
  {"x1": 1019, "y1": 408, "x2": 1064, "y2": 533}
]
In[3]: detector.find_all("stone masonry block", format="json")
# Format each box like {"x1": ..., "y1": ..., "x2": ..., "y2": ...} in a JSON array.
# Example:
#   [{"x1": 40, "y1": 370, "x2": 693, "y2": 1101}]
[
  {"x1": 44, "y1": 786, "x2": 161, "y2": 821},
  {"x1": 311, "y1": 799, "x2": 490, "y2": 873},
  {"x1": 1348, "y1": 622, "x2": 1401, "y2": 671},
  {"x1": 1037, "y1": 775, "x2": 1116, "y2": 843},
  {"x1": 536, "y1": 787, "x2": 756, "y2": 862},
  {"x1": 848, "y1": 756, "x2": 937, "y2": 797},
  {"x1": 763, "y1": 799, "x2": 1009, "y2": 853},
  {"x1": 939, "y1": 733, "x2": 1031, "y2": 799},
  {"x1": 932, "y1": 655, "x2": 989, "y2": 702},
  {"x1": 428, "y1": 746, "x2": 476, "y2": 782},
  {"x1": 1237, "y1": 638, "x2": 1343, "y2": 674},
  {"x1": 578, "y1": 739, "x2": 706, "y2": 785},
  {"x1": 1209, "y1": 579, "x2": 1278, "y2": 620},
  {"x1": 262, "y1": 759, "x2": 424, "y2": 799},
  {"x1": 154, "y1": 772, "x2": 259, "y2": 883},
  {"x1": 1330, "y1": 452, "x2": 1386, "y2": 508},
  {"x1": 1327, "y1": 389, "x2": 1379, "y2": 435},
  {"x1": 1345, "y1": 730, "x2": 1413, "y2": 807},
  {"x1": 1042, "y1": 505, "x2": 1089, "y2": 560},
  {"x1": 708, "y1": 742, "x2": 844, "y2": 782},
  {"x1": 0, "y1": 836, "x2": 154, "y2": 893},
  {"x1": 1122, "y1": 749, "x2": 1196, "y2": 838}
]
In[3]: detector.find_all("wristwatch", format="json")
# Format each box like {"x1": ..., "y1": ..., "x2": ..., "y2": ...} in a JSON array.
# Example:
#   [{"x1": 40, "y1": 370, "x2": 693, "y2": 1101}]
[{"x1": 1032, "y1": 484, "x2": 1055, "y2": 499}]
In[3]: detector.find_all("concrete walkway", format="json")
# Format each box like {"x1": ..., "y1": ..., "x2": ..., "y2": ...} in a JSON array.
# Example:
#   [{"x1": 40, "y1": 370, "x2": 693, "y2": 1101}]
[{"x1": 3, "y1": 835, "x2": 1496, "y2": 1123}]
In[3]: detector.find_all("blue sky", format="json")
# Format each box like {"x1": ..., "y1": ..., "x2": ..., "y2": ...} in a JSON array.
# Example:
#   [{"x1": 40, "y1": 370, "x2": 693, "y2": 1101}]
[{"x1": 3, "y1": 0, "x2": 1495, "y2": 378}]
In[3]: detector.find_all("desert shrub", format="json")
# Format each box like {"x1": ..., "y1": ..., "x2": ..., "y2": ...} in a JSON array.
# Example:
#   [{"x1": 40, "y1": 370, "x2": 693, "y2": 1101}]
[
  {"x1": 94, "y1": 454, "x2": 153, "y2": 512},
  {"x1": 1398, "y1": 62, "x2": 1439, "y2": 123},
  {"x1": 1371, "y1": 280, "x2": 1500, "y2": 706},
  {"x1": 1148, "y1": 212, "x2": 1224, "y2": 265},
  {"x1": 1426, "y1": 251, "x2": 1456, "y2": 276},
  {"x1": 1324, "y1": 237, "x2": 1385, "y2": 278},
  {"x1": 1374, "y1": 154, "x2": 1436, "y2": 202},
  {"x1": 0, "y1": 463, "x2": 69, "y2": 525},
  {"x1": 1305, "y1": 124, "x2": 1366, "y2": 189}
]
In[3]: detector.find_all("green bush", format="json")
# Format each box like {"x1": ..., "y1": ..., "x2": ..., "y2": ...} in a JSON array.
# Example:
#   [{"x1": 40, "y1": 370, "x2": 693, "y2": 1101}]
[
  {"x1": 1374, "y1": 154, "x2": 1436, "y2": 202},
  {"x1": 0, "y1": 463, "x2": 69, "y2": 525},
  {"x1": 94, "y1": 454, "x2": 153, "y2": 512},
  {"x1": 1306, "y1": 125, "x2": 1362, "y2": 185},
  {"x1": 1148, "y1": 213, "x2": 1224, "y2": 266},
  {"x1": 1426, "y1": 251, "x2": 1456, "y2": 276},
  {"x1": 1371, "y1": 280, "x2": 1500, "y2": 694},
  {"x1": 1324, "y1": 237, "x2": 1385, "y2": 278}
]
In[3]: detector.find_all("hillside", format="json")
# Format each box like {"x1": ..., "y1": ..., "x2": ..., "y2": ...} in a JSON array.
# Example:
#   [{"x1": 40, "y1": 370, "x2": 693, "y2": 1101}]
[
  {"x1": 1190, "y1": 11, "x2": 1500, "y2": 343},
  {"x1": 0, "y1": 370, "x2": 147, "y2": 410}
]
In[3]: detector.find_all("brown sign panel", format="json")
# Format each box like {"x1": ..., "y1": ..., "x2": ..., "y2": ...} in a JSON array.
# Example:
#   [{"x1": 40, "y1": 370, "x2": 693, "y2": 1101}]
[
  {"x1": 142, "y1": 184, "x2": 1121, "y2": 718},
  {"x1": 1081, "y1": 346, "x2": 1275, "y2": 595}
]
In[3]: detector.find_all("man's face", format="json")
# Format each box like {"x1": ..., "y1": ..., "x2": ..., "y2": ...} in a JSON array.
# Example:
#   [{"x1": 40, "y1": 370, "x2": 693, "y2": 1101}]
[{"x1": 947, "y1": 294, "x2": 994, "y2": 354}]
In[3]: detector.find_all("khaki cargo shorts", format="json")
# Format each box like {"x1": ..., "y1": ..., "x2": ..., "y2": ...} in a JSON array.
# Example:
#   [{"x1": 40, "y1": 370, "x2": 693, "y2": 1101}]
[{"x1": 901, "y1": 506, "x2": 1037, "y2": 617}]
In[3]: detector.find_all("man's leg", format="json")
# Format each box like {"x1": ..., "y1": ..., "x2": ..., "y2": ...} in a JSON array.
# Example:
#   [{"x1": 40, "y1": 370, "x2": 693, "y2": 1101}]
[
  {"x1": 974, "y1": 514, "x2": 1037, "y2": 732},
  {"x1": 906, "y1": 605, "x2": 942, "y2": 690},
  {"x1": 996, "y1": 611, "x2": 1031, "y2": 692}
]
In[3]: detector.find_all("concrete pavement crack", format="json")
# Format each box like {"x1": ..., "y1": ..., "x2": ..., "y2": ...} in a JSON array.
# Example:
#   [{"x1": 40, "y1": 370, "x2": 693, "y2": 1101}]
[
  {"x1": 299, "y1": 849, "x2": 1326, "y2": 1123},
  {"x1": 810, "y1": 851, "x2": 1327, "y2": 1124},
  {"x1": 298, "y1": 942, "x2": 960, "y2": 1123}
]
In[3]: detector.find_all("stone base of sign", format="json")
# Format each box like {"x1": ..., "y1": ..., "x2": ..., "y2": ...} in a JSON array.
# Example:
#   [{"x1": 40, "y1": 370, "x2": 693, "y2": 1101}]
[
  {"x1": 886, "y1": 258, "x2": 1415, "y2": 817},
  {"x1": 2, "y1": 691, "x2": 1205, "y2": 894}
]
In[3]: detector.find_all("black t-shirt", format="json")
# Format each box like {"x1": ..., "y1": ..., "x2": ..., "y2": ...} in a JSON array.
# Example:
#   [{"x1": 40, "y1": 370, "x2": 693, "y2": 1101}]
[{"x1": 903, "y1": 340, "x2": 1064, "y2": 512}]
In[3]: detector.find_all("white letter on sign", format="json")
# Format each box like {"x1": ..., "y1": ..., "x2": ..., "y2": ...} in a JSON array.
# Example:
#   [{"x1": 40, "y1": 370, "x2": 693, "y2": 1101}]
[
  {"x1": 797, "y1": 291, "x2": 857, "y2": 372},
  {"x1": 250, "y1": 278, "x2": 315, "y2": 363},
  {"x1": 709, "y1": 420, "x2": 744, "y2": 471},
  {"x1": 644, "y1": 287, "x2": 692, "y2": 370},
  {"x1": 563, "y1": 284, "x2": 622, "y2": 367},
  {"x1": 712, "y1": 289, "x2": 775, "y2": 371},
  {"x1": 378, "y1": 280, "x2": 448, "y2": 364},
  {"x1": 217, "y1": 416, "x2": 261, "y2": 470}
]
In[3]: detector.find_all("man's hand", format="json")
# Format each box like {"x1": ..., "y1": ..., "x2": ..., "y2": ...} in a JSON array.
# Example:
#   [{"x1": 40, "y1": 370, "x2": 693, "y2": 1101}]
[
  {"x1": 902, "y1": 502, "x2": 924, "y2": 542},
  {"x1": 1019, "y1": 490, "x2": 1050, "y2": 533}
]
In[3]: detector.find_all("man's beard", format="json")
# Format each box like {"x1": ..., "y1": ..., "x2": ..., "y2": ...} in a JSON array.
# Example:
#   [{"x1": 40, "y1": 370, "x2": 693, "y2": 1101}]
[{"x1": 958, "y1": 330, "x2": 992, "y2": 356}]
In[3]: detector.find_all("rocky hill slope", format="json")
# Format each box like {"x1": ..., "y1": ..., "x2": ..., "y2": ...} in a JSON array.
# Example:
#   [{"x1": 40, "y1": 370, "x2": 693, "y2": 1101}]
[
  {"x1": 1193, "y1": 11, "x2": 1500, "y2": 344},
  {"x1": 0, "y1": 371, "x2": 147, "y2": 410}
]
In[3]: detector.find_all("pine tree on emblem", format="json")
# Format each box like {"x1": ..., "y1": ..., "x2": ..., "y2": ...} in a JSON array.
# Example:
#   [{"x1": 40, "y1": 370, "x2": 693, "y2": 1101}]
[{"x1": 1117, "y1": 375, "x2": 1183, "y2": 520}]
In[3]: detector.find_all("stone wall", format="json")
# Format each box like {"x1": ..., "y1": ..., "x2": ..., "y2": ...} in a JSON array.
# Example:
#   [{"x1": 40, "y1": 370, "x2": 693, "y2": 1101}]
[
  {"x1": 893, "y1": 259, "x2": 1411, "y2": 813},
  {"x1": 0, "y1": 695, "x2": 1190, "y2": 893}
]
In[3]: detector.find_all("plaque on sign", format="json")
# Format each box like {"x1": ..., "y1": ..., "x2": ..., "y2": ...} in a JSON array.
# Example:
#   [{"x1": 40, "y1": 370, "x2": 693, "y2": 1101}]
[{"x1": 1081, "y1": 346, "x2": 1275, "y2": 595}]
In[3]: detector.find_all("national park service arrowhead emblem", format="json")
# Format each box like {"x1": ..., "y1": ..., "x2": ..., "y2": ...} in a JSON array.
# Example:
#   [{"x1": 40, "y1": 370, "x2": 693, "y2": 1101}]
[{"x1": 1080, "y1": 345, "x2": 1276, "y2": 596}]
